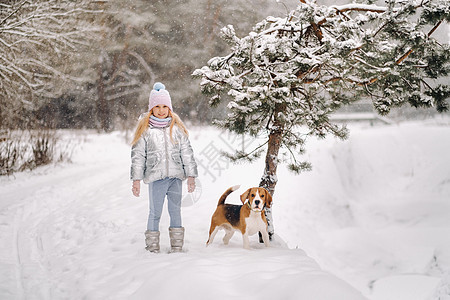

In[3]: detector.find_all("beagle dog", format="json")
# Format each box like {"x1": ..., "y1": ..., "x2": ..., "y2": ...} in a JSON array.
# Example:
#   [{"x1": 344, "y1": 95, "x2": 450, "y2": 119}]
[{"x1": 206, "y1": 185, "x2": 273, "y2": 249}]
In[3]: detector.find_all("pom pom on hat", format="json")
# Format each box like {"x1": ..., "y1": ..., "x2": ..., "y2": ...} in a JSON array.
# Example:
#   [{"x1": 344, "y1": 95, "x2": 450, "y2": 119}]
[
  {"x1": 149, "y1": 82, "x2": 172, "y2": 111},
  {"x1": 153, "y1": 82, "x2": 165, "y2": 91}
]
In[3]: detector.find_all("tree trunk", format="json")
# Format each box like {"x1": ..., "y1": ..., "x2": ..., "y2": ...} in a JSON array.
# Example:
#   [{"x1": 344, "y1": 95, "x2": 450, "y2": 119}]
[
  {"x1": 96, "y1": 58, "x2": 110, "y2": 132},
  {"x1": 259, "y1": 102, "x2": 286, "y2": 194},
  {"x1": 259, "y1": 102, "x2": 286, "y2": 238},
  {"x1": 259, "y1": 125, "x2": 283, "y2": 195}
]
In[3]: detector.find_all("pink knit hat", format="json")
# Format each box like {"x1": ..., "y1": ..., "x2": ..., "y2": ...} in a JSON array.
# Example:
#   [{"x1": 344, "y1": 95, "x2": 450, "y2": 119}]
[{"x1": 148, "y1": 82, "x2": 172, "y2": 111}]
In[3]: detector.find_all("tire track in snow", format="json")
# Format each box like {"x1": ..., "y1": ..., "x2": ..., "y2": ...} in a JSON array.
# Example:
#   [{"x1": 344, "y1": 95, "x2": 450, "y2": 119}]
[
  {"x1": 6, "y1": 199, "x2": 54, "y2": 300},
  {"x1": 0, "y1": 147, "x2": 130, "y2": 298},
  {"x1": 13, "y1": 207, "x2": 24, "y2": 300}
]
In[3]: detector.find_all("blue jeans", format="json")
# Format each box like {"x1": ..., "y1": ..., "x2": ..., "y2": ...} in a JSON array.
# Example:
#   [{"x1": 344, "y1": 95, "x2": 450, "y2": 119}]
[{"x1": 147, "y1": 177, "x2": 182, "y2": 231}]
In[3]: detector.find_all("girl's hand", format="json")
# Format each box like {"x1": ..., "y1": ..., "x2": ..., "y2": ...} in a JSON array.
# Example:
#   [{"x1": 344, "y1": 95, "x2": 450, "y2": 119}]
[
  {"x1": 132, "y1": 180, "x2": 140, "y2": 197},
  {"x1": 187, "y1": 177, "x2": 196, "y2": 193}
]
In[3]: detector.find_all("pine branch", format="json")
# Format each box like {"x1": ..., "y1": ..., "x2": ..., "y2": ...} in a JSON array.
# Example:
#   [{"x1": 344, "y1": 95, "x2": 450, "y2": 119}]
[
  {"x1": 332, "y1": 4, "x2": 388, "y2": 13},
  {"x1": 298, "y1": 0, "x2": 323, "y2": 42},
  {"x1": 220, "y1": 140, "x2": 268, "y2": 162},
  {"x1": 300, "y1": 15, "x2": 446, "y2": 88},
  {"x1": 396, "y1": 20, "x2": 443, "y2": 65}
]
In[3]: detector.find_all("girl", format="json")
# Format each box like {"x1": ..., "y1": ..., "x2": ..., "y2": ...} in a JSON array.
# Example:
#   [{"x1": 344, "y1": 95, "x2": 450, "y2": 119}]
[{"x1": 130, "y1": 82, "x2": 198, "y2": 253}]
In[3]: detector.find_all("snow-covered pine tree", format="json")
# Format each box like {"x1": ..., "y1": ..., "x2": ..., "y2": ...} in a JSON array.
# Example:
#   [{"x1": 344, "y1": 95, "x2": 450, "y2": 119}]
[{"x1": 193, "y1": 0, "x2": 450, "y2": 238}]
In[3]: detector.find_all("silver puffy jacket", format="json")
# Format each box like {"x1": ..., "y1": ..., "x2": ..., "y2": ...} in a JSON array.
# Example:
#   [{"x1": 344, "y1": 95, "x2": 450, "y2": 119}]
[{"x1": 130, "y1": 124, "x2": 198, "y2": 184}]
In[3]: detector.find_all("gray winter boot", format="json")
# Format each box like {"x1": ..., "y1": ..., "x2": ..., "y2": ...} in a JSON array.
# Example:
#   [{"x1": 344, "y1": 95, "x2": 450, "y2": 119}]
[
  {"x1": 144, "y1": 230, "x2": 160, "y2": 253},
  {"x1": 169, "y1": 227, "x2": 185, "y2": 253}
]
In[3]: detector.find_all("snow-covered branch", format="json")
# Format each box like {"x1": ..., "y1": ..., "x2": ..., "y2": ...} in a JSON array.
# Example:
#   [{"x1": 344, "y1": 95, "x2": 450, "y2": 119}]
[{"x1": 331, "y1": 3, "x2": 388, "y2": 13}]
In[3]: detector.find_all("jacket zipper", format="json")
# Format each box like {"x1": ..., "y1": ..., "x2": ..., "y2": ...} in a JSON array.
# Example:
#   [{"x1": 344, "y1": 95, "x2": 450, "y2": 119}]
[{"x1": 163, "y1": 127, "x2": 169, "y2": 177}]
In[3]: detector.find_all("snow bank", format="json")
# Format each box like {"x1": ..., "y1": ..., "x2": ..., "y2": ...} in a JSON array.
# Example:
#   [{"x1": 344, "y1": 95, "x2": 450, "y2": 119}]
[{"x1": 273, "y1": 119, "x2": 450, "y2": 299}]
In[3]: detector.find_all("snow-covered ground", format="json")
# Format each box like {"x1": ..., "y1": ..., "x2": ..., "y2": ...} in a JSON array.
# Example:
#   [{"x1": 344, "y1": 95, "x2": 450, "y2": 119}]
[{"x1": 1, "y1": 117, "x2": 449, "y2": 299}]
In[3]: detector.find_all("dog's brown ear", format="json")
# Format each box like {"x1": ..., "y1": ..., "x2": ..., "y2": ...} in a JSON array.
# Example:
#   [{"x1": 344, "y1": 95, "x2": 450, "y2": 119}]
[
  {"x1": 240, "y1": 189, "x2": 251, "y2": 204},
  {"x1": 264, "y1": 188, "x2": 273, "y2": 208}
]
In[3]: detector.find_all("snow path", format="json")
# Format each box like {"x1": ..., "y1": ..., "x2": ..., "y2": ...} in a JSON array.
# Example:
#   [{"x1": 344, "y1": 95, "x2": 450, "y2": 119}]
[
  {"x1": 0, "y1": 131, "x2": 365, "y2": 300},
  {"x1": 0, "y1": 133, "x2": 133, "y2": 299}
]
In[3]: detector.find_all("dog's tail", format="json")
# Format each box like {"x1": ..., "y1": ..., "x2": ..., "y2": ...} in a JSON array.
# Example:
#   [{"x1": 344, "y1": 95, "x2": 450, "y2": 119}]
[{"x1": 217, "y1": 185, "x2": 240, "y2": 206}]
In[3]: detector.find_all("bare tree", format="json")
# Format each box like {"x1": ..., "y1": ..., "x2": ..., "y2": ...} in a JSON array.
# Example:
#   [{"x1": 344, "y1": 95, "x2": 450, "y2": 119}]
[{"x1": 0, "y1": 0, "x2": 101, "y2": 129}]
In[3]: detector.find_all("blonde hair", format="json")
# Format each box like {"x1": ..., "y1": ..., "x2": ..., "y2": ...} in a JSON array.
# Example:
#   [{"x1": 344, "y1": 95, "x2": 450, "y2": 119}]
[{"x1": 131, "y1": 110, "x2": 189, "y2": 146}]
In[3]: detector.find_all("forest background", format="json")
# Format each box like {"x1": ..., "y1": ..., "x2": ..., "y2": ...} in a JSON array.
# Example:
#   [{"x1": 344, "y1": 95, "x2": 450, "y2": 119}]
[
  {"x1": 1, "y1": 0, "x2": 293, "y2": 132},
  {"x1": 0, "y1": 0, "x2": 449, "y2": 174}
]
